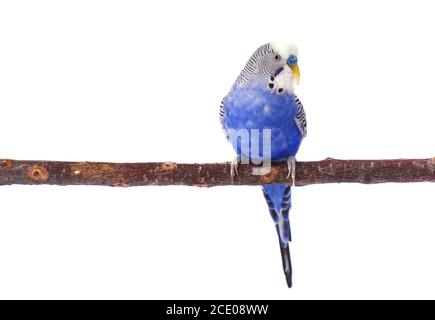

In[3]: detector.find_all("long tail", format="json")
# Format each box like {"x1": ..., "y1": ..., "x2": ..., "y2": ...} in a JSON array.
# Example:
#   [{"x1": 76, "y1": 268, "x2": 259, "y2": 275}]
[{"x1": 262, "y1": 184, "x2": 293, "y2": 288}]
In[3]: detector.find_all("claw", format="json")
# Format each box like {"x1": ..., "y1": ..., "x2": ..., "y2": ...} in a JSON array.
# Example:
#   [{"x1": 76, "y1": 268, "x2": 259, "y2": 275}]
[
  {"x1": 230, "y1": 156, "x2": 241, "y2": 177},
  {"x1": 286, "y1": 156, "x2": 296, "y2": 186}
]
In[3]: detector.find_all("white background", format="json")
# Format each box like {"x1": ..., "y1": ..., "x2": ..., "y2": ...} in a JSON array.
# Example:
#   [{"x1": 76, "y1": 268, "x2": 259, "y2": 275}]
[{"x1": 1, "y1": 0, "x2": 435, "y2": 299}]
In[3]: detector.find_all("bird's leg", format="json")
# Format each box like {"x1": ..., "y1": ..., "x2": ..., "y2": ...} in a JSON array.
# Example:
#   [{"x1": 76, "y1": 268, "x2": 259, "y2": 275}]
[
  {"x1": 230, "y1": 156, "x2": 241, "y2": 177},
  {"x1": 286, "y1": 156, "x2": 296, "y2": 186}
]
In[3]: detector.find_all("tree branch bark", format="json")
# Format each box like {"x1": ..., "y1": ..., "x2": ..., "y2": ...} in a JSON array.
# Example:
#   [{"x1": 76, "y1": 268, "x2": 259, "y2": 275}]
[{"x1": 1, "y1": 157, "x2": 435, "y2": 187}]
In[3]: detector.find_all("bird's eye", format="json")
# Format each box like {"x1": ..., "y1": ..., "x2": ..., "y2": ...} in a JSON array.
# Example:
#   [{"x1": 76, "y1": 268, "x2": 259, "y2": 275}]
[{"x1": 274, "y1": 54, "x2": 280, "y2": 61}]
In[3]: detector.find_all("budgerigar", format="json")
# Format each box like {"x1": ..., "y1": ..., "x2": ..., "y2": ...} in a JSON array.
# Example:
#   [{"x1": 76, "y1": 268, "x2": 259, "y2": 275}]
[{"x1": 220, "y1": 42, "x2": 306, "y2": 287}]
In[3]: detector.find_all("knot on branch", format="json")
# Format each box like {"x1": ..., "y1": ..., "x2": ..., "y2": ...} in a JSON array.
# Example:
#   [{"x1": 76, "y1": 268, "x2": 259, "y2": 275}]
[
  {"x1": 1, "y1": 159, "x2": 13, "y2": 168},
  {"x1": 27, "y1": 165, "x2": 49, "y2": 182}
]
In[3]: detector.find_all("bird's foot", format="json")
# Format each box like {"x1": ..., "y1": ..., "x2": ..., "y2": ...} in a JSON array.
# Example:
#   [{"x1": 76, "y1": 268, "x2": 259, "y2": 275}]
[
  {"x1": 230, "y1": 156, "x2": 241, "y2": 177},
  {"x1": 286, "y1": 156, "x2": 296, "y2": 186}
]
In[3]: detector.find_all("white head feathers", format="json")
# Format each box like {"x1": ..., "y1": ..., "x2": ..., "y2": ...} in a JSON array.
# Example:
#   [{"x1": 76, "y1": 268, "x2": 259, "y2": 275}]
[{"x1": 271, "y1": 41, "x2": 299, "y2": 58}]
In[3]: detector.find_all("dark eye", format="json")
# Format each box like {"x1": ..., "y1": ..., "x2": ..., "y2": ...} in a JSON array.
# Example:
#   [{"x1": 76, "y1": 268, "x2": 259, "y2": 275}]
[{"x1": 274, "y1": 54, "x2": 280, "y2": 61}]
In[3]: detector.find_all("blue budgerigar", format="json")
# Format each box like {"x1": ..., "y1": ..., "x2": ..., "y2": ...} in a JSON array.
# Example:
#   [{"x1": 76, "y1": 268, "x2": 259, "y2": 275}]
[{"x1": 220, "y1": 42, "x2": 307, "y2": 287}]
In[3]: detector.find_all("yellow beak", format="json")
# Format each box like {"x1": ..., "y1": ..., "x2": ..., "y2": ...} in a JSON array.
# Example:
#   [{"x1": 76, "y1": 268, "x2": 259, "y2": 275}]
[{"x1": 289, "y1": 63, "x2": 300, "y2": 85}]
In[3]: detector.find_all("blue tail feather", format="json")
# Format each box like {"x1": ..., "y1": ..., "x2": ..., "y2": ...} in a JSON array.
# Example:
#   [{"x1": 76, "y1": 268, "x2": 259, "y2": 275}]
[
  {"x1": 262, "y1": 184, "x2": 293, "y2": 287},
  {"x1": 262, "y1": 184, "x2": 292, "y2": 244}
]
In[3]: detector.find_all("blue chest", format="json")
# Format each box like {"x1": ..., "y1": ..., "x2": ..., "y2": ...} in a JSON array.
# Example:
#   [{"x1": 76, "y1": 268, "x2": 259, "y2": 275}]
[{"x1": 222, "y1": 84, "x2": 303, "y2": 160}]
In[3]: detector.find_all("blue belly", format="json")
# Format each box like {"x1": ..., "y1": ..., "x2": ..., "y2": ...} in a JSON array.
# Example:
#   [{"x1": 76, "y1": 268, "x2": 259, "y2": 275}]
[{"x1": 222, "y1": 84, "x2": 302, "y2": 161}]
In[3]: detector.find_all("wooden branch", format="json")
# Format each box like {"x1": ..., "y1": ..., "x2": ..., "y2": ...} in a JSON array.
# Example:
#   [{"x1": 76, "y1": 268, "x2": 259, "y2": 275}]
[{"x1": 1, "y1": 157, "x2": 435, "y2": 187}]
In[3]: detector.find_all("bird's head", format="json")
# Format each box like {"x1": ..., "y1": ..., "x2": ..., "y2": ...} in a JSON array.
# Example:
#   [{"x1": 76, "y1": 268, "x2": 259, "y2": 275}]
[
  {"x1": 236, "y1": 42, "x2": 300, "y2": 92},
  {"x1": 270, "y1": 41, "x2": 300, "y2": 85}
]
